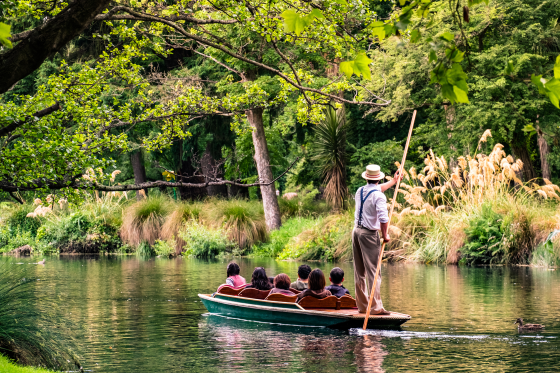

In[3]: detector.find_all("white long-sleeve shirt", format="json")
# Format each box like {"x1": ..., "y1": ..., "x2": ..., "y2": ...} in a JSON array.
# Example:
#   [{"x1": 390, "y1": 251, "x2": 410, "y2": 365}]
[{"x1": 354, "y1": 184, "x2": 389, "y2": 230}]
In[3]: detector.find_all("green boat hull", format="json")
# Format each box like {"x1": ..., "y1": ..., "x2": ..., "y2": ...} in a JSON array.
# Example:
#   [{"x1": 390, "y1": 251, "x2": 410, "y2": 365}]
[{"x1": 199, "y1": 294, "x2": 410, "y2": 329}]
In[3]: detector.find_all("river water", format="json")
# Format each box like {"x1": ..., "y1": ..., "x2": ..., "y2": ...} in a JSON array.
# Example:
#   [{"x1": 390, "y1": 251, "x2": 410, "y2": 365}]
[{"x1": 3, "y1": 256, "x2": 559, "y2": 372}]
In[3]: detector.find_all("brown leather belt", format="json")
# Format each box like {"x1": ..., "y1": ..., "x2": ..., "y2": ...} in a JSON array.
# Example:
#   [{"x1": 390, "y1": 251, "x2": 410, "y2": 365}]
[{"x1": 356, "y1": 225, "x2": 377, "y2": 232}]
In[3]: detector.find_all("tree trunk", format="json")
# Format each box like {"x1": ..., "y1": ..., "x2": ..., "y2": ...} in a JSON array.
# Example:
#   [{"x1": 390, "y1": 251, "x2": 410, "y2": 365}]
[
  {"x1": 511, "y1": 144, "x2": 537, "y2": 182},
  {"x1": 201, "y1": 143, "x2": 228, "y2": 197},
  {"x1": 536, "y1": 125, "x2": 551, "y2": 181},
  {"x1": 246, "y1": 107, "x2": 281, "y2": 230},
  {"x1": 0, "y1": 0, "x2": 112, "y2": 94},
  {"x1": 130, "y1": 151, "x2": 148, "y2": 200}
]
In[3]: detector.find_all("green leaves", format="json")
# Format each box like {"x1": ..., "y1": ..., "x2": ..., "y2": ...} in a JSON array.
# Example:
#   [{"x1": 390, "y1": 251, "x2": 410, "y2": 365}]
[
  {"x1": 468, "y1": 0, "x2": 489, "y2": 5},
  {"x1": 504, "y1": 60, "x2": 515, "y2": 75},
  {"x1": 369, "y1": 20, "x2": 396, "y2": 42},
  {"x1": 410, "y1": 29, "x2": 421, "y2": 43},
  {"x1": 281, "y1": 9, "x2": 324, "y2": 36},
  {"x1": 339, "y1": 53, "x2": 373, "y2": 80},
  {"x1": 531, "y1": 55, "x2": 560, "y2": 109},
  {"x1": 429, "y1": 42, "x2": 469, "y2": 104},
  {"x1": 0, "y1": 22, "x2": 12, "y2": 48}
]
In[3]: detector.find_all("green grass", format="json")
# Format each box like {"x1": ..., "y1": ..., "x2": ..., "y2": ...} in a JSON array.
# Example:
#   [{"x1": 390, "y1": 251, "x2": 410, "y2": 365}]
[
  {"x1": 0, "y1": 355, "x2": 54, "y2": 373},
  {"x1": 207, "y1": 199, "x2": 268, "y2": 250},
  {"x1": 0, "y1": 264, "x2": 80, "y2": 370}
]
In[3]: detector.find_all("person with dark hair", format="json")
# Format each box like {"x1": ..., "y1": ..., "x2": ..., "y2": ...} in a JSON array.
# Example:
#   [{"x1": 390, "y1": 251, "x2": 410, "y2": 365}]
[
  {"x1": 353, "y1": 165, "x2": 402, "y2": 314},
  {"x1": 225, "y1": 262, "x2": 246, "y2": 287},
  {"x1": 270, "y1": 274, "x2": 295, "y2": 296},
  {"x1": 325, "y1": 267, "x2": 350, "y2": 298},
  {"x1": 245, "y1": 267, "x2": 273, "y2": 291},
  {"x1": 296, "y1": 269, "x2": 332, "y2": 301},
  {"x1": 290, "y1": 264, "x2": 312, "y2": 290}
]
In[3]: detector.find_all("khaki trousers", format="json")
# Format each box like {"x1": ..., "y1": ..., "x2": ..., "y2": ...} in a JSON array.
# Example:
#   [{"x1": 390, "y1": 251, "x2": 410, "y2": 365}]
[{"x1": 352, "y1": 227, "x2": 385, "y2": 313}]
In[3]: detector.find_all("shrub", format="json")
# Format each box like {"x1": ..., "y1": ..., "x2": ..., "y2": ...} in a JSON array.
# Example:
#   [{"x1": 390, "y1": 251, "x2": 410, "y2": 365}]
[
  {"x1": 251, "y1": 217, "x2": 318, "y2": 257},
  {"x1": 153, "y1": 239, "x2": 176, "y2": 257},
  {"x1": 278, "y1": 213, "x2": 353, "y2": 261},
  {"x1": 278, "y1": 184, "x2": 329, "y2": 218},
  {"x1": 121, "y1": 196, "x2": 172, "y2": 247},
  {"x1": 0, "y1": 264, "x2": 80, "y2": 370},
  {"x1": 459, "y1": 204, "x2": 506, "y2": 264},
  {"x1": 5, "y1": 204, "x2": 42, "y2": 236},
  {"x1": 136, "y1": 241, "x2": 155, "y2": 257},
  {"x1": 0, "y1": 230, "x2": 36, "y2": 254},
  {"x1": 179, "y1": 222, "x2": 235, "y2": 257},
  {"x1": 207, "y1": 199, "x2": 268, "y2": 249}
]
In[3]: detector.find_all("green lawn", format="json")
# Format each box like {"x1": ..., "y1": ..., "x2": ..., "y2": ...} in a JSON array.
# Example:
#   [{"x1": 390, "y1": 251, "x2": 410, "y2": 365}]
[{"x1": 0, "y1": 356, "x2": 53, "y2": 373}]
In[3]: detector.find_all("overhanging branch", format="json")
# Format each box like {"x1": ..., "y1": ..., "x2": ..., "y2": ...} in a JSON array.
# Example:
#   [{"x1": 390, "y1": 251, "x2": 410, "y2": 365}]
[
  {"x1": 98, "y1": 7, "x2": 391, "y2": 107},
  {"x1": 0, "y1": 102, "x2": 61, "y2": 137},
  {"x1": 0, "y1": 157, "x2": 300, "y2": 193}
]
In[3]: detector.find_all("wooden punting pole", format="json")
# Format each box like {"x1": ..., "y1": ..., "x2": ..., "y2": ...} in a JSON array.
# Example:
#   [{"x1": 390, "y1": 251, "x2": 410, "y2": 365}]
[{"x1": 362, "y1": 110, "x2": 417, "y2": 330}]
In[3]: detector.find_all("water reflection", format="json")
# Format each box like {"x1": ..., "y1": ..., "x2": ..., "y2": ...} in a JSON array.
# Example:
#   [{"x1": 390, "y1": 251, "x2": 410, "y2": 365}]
[{"x1": 1, "y1": 256, "x2": 560, "y2": 372}]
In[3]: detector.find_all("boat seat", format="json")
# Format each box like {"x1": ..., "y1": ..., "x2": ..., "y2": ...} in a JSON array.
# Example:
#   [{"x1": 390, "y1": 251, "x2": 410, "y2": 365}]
[
  {"x1": 298, "y1": 295, "x2": 357, "y2": 310},
  {"x1": 238, "y1": 288, "x2": 271, "y2": 300},
  {"x1": 216, "y1": 284, "x2": 247, "y2": 296},
  {"x1": 264, "y1": 293, "x2": 298, "y2": 303},
  {"x1": 338, "y1": 295, "x2": 357, "y2": 308},
  {"x1": 289, "y1": 288, "x2": 302, "y2": 294},
  {"x1": 298, "y1": 295, "x2": 339, "y2": 309}
]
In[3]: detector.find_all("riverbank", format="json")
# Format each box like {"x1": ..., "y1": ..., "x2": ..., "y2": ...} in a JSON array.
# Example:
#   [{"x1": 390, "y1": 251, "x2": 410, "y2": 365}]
[
  {"x1": 0, "y1": 356, "x2": 53, "y2": 373},
  {"x1": 1, "y1": 193, "x2": 559, "y2": 266}
]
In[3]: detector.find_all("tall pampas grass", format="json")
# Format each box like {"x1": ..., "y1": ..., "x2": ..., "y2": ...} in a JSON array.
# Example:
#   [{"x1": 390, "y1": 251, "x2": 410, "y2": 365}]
[{"x1": 389, "y1": 130, "x2": 560, "y2": 264}]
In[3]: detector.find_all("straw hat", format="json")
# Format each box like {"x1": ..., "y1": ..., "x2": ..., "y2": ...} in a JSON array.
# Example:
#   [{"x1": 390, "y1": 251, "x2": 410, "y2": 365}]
[{"x1": 361, "y1": 164, "x2": 385, "y2": 181}]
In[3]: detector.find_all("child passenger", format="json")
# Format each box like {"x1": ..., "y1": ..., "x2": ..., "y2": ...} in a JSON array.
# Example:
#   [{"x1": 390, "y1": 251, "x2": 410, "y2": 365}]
[
  {"x1": 270, "y1": 274, "x2": 296, "y2": 296},
  {"x1": 296, "y1": 269, "x2": 332, "y2": 301},
  {"x1": 226, "y1": 262, "x2": 246, "y2": 287},
  {"x1": 325, "y1": 267, "x2": 350, "y2": 298},
  {"x1": 290, "y1": 264, "x2": 311, "y2": 290}
]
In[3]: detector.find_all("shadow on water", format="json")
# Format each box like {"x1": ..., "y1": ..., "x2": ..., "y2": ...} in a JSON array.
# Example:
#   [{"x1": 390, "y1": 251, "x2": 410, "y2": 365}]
[{"x1": 2, "y1": 256, "x2": 560, "y2": 372}]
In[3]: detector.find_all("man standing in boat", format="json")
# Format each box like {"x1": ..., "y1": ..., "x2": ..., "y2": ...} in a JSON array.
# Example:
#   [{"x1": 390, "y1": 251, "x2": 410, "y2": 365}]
[{"x1": 353, "y1": 165, "x2": 402, "y2": 314}]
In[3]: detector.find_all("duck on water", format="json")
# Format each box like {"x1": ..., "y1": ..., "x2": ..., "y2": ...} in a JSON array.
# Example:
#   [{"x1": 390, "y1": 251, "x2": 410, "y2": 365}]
[{"x1": 515, "y1": 318, "x2": 545, "y2": 330}]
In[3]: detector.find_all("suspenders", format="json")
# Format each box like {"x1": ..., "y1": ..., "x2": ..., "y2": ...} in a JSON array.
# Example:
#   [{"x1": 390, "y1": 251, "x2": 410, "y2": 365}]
[{"x1": 357, "y1": 186, "x2": 379, "y2": 228}]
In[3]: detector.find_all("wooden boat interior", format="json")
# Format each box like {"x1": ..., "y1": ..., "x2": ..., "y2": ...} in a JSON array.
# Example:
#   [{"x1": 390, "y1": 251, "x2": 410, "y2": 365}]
[
  {"x1": 265, "y1": 293, "x2": 298, "y2": 303},
  {"x1": 214, "y1": 286, "x2": 358, "y2": 311},
  {"x1": 216, "y1": 284, "x2": 247, "y2": 296},
  {"x1": 238, "y1": 288, "x2": 271, "y2": 300},
  {"x1": 298, "y1": 295, "x2": 357, "y2": 310}
]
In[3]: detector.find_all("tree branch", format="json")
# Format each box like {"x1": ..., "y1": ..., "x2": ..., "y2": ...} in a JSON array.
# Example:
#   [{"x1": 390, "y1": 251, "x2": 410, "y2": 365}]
[
  {"x1": 0, "y1": 102, "x2": 61, "y2": 137},
  {"x1": 0, "y1": 0, "x2": 113, "y2": 94},
  {"x1": 0, "y1": 157, "x2": 300, "y2": 193},
  {"x1": 98, "y1": 7, "x2": 391, "y2": 107},
  {"x1": 94, "y1": 6, "x2": 239, "y2": 24}
]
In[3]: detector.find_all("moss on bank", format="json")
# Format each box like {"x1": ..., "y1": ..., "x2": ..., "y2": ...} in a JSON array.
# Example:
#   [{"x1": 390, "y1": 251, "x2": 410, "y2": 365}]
[{"x1": 0, "y1": 356, "x2": 54, "y2": 373}]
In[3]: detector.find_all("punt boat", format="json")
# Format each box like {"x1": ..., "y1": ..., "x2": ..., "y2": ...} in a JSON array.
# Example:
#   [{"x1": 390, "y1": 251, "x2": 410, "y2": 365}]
[{"x1": 198, "y1": 286, "x2": 410, "y2": 329}]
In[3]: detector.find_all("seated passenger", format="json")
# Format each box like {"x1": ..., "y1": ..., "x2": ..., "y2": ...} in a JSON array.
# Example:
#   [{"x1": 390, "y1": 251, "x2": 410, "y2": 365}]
[
  {"x1": 269, "y1": 274, "x2": 296, "y2": 296},
  {"x1": 225, "y1": 262, "x2": 246, "y2": 288},
  {"x1": 290, "y1": 264, "x2": 311, "y2": 291},
  {"x1": 245, "y1": 267, "x2": 273, "y2": 291},
  {"x1": 325, "y1": 267, "x2": 350, "y2": 298},
  {"x1": 296, "y1": 269, "x2": 332, "y2": 301}
]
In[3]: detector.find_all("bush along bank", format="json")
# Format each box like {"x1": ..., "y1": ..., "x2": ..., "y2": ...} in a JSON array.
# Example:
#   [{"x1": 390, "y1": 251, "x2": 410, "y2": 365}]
[{"x1": 2, "y1": 133, "x2": 560, "y2": 266}]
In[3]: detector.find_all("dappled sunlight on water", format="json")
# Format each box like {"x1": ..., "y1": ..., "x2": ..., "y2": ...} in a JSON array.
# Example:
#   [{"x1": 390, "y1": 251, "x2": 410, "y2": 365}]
[{"x1": 2, "y1": 256, "x2": 560, "y2": 371}]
